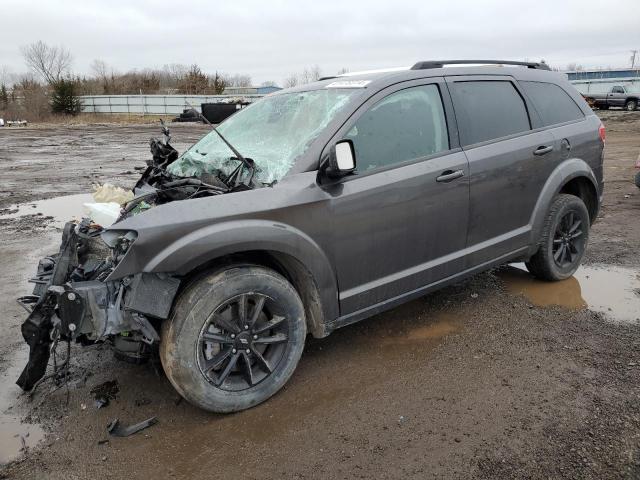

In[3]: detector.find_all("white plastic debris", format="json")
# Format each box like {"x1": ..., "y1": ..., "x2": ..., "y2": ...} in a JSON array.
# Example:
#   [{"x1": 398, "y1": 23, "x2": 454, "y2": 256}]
[
  {"x1": 83, "y1": 202, "x2": 120, "y2": 227},
  {"x1": 0, "y1": 118, "x2": 4, "y2": 127},
  {"x1": 92, "y1": 183, "x2": 134, "y2": 205}
]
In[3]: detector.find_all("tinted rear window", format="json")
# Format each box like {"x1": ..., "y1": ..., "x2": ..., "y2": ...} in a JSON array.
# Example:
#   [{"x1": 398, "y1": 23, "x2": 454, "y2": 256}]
[
  {"x1": 450, "y1": 81, "x2": 531, "y2": 146},
  {"x1": 520, "y1": 81, "x2": 584, "y2": 126}
]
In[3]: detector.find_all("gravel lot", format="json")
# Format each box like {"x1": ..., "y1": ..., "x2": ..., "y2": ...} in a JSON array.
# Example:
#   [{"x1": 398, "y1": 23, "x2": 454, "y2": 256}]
[{"x1": 1, "y1": 112, "x2": 640, "y2": 479}]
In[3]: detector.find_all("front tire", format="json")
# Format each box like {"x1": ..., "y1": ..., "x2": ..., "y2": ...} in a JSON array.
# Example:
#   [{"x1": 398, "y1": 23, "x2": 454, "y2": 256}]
[
  {"x1": 625, "y1": 99, "x2": 638, "y2": 111},
  {"x1": 635, "y1": 171, "x2": 640, "y2": 189},
  {"x1": 160, "y1": 266, "x2": 306, "y2": 413},
  {"x1": 526, "y1": 194, "x2": 590, "y2": 281}
]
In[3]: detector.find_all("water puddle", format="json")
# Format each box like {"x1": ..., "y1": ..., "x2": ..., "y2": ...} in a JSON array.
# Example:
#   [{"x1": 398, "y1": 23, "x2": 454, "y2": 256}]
[
  {"x1": 0, "y1": 348, "x2": 45, "y2": 465},
  {"x1": 499, "y1": 263, "x2": 640, "y2": 323},
  {"x1": 0, "y1": 193, "x2": 94, "y2": 226},
  {"x1": 380, "y1": 313, "x2": 461, "y2": 346}
]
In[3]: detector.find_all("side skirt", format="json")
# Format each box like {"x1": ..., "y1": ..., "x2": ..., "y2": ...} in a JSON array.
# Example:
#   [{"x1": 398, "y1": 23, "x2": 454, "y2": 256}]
[{"x1": 327, "y1": 247, "x2": 528, "y2": 332}]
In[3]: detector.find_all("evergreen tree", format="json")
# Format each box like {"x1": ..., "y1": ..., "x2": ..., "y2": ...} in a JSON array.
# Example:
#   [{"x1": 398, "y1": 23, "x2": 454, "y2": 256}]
[
  {"x1": 50, "y1": 78, "x2": 82, "y2": 115},
  {"x1": 211, "y1": 72, "x2": 227, "y2": 95},
  {"x1": 0, "y1": 84, "x2": 8, "y2": 109}
]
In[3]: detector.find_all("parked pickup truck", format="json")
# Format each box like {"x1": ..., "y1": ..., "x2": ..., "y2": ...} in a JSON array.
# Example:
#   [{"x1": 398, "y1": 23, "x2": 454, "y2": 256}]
[{"x1": 583, "y1": 85, "x2": 639, "y2": 111}]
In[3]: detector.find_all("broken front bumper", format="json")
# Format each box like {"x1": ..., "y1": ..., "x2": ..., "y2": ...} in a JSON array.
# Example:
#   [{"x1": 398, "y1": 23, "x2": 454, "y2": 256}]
[{"x1": 17, "y1": 221, "x2": 180, "y2": 391}]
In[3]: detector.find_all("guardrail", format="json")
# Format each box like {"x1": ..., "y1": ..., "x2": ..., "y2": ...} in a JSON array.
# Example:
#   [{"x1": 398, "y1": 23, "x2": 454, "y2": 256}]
[{"x1": 79, "y1": 94, "x2": 264, "y2": 115}]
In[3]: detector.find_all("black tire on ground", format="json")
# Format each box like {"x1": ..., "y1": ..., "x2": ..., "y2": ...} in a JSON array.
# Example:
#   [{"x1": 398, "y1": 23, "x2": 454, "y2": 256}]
[
  {"x1": 625, "y1": 99, "x2": 638, "y2": 111},
  {"x1": 525, "y1": 194, "x2": 590, "y2": 281},
  {"x1": 635, "y1": 171, "x2": 640, "y2": 189},
  {"x1": 160, "y1": 266, "x2": 307, "y2": 413},
  {"x1": 599, "y1": 105, "x2": 609, "y2": 110}
]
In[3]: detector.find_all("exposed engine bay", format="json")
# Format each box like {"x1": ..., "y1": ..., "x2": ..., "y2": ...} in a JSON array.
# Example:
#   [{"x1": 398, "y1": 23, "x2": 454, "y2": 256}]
[
  {"x1": 16, "y1": 121, "x2": 258, "y2": 391},
  {"x1": 122, "y1": 119, "x2": 259, "y2": 219}
]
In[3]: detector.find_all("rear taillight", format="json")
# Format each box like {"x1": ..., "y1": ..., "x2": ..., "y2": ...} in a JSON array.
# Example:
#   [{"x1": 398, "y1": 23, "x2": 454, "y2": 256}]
[{"x1": 598, "y1": 124, "x2": 606, "y2": 143}]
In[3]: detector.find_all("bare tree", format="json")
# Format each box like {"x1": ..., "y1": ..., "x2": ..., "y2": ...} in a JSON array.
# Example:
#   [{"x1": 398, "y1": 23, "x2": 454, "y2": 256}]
[
  {"x1": 90, "y1": 59, "x2": 110, "y2": 79},
  {"x1": 21, "y1": 40, "x2": 72, "y2": 84},
  {"x1": 260, "y1": 80, "x2": 277, "y2": 87},
  {"x1": 337, "y1": 67, "x2": 350, "y2": 75},
  {"x1": 0, "y1": 65, "x2": 14, "y2": 87},
  {"x1": 283, "y1": 73, "x2": 298, "y2": 88},
  {"x1": 300, "y1": 65, "x2": 322, "y2": 84},
  {"x1": 178, "y1": 64, "x2": 209, "y2": 94},
  {"x1": 226, "y1": 74, "x2": 252, "y2": 87},
  {"x1": 283, "y1": 65, "x2": 322, "y2": 88},
  {"x1": 163, "y1": 63, "x2": 189, "y2": 83},
  {"x1": 15, "y1": 74, "x2": 50, "y2": 121}
]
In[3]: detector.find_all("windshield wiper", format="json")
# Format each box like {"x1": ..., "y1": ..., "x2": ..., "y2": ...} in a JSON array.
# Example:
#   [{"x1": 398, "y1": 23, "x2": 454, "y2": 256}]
[{"x1": 185, "y1": 102, "x2": 256, "y2": 187}]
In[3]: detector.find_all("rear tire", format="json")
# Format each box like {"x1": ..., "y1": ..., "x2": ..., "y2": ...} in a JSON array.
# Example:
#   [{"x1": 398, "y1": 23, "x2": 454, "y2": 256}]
[
  {"x1": 635, "y1": 171, "x2": 640, "y2": 189},
  {"x1": 160, "y1": 266, "x2": 306, "y2": 413},
  {"x1": 599, "y1": 104, "x2": 609, "y2": 110},
  {"x1": 525, "y1": 194, "x2": 590, "y2": 281},
  {"x1": 625, "y1": 99, "x2": 638, "y2": 111}
]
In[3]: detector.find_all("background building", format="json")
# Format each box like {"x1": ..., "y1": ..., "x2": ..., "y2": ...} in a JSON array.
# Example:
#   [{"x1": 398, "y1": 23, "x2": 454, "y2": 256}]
[{"x1": 566, "y1": 68, "x2": 640, "y2": 94}]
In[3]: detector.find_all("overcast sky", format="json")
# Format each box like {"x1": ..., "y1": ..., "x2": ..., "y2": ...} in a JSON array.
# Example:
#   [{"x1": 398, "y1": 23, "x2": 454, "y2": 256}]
[{"x1": 1, "y1": 0, "x2": 638, "y2": 85}]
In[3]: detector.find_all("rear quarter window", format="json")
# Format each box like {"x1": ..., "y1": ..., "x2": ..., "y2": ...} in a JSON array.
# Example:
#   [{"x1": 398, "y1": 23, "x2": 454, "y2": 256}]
[
  {"x1": 449, "y1": 80, "x2": 531, "y2": 146},
  {"x1": 519, "y1": 81, "x2": 584, "y2": 126}
]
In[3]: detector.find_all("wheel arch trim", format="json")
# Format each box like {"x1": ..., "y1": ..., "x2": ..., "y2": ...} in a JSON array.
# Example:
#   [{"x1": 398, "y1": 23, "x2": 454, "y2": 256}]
[
  {"x1": 528, "y1": 158, "x2": 598, "y2": 255},
  {"x1": 143, "y1": 219, "x2": 339, "y2": 326}
]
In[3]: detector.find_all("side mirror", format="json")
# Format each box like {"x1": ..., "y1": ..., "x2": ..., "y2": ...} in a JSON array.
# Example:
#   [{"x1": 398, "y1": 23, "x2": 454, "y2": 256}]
[
  {"x1": 325, "y1": 140, "x2": 356, "y2": 179},
  {"x1": 335, "y1": 140, "x2": 356, "y2": 171}
]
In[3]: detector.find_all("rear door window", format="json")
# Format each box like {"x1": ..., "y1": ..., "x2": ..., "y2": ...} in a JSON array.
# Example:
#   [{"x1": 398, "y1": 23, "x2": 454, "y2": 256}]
[
  {"x1": 520, "y1": 81, "x2": 584, "y2": 126},
  {"x1": 449, "y1": 80, "x2": 531, "y2": 146},
  {"x1": 344, "y1": 84, "x2": 449, "y2": 172}
]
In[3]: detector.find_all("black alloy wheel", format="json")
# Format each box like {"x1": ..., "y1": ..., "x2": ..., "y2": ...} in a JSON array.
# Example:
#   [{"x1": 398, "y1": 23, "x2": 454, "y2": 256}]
[
  {"x1": 160, "y1": 266, "x2": 306, "y2": 413},
  {"x1": 551, "y1": 210, "x2": 585, "y2": 268},
  {"x1": 197, "y1": 293, "x2": 289, "y2": 391},
  {"x1": 525, "y1": 194, "x2": 590, "y2": 281}
]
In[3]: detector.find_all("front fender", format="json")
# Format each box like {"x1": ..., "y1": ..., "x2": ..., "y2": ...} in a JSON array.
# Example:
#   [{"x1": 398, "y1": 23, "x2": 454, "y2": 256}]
[
  {"x1": 528, "y1": 157, "x2": 598, "y2": 255},
  {"x1": 114, "y1": 219, "x2": 339, "y2": 323}
]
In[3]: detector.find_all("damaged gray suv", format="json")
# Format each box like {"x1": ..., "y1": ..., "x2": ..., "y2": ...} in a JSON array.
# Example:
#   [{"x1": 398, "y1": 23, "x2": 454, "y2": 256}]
[{"x1": 17, "y1": 60, "x2": 605, "y2": 412}]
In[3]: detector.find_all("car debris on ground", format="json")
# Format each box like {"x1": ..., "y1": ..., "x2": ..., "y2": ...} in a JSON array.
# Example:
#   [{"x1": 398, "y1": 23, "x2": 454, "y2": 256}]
[
  {"x1": 107, "y1": 417, "x2": 158, "y2": 437},
  {"x1": 90, "y1": 379, "x2": 119, "y2": 409}
]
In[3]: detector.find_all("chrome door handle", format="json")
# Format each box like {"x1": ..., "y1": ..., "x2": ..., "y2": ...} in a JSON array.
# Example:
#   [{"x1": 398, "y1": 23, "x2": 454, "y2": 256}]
[{"x1": 436, "y1": 169, "x2": 465, "y2": 182}]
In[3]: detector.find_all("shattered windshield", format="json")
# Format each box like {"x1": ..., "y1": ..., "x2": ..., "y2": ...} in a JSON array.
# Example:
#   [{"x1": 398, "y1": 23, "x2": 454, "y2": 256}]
[{"x1": 167, "y1": 89, "x2": 358, "y2": 184}]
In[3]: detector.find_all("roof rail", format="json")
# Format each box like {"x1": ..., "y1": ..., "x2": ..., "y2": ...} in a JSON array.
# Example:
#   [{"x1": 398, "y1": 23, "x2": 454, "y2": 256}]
[{"x1": 411, "y1": 60, "x2": 551, "y2": 71}]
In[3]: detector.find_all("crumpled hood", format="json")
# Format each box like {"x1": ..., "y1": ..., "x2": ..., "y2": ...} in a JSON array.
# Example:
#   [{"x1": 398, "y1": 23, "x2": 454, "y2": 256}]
[{"x1": 104, "y1": 172, "x2": 325, "y2": 280}]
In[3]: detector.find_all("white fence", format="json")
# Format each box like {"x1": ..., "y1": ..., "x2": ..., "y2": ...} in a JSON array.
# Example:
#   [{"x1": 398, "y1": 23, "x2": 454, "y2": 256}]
[
  {"x1": 79, "y1": 82, "x2": 638, "y2": 115},
  {"x1": 79, "y1": 94, "x2": 264, "y2": 115},
  {"x1": 570, "y1": 79, "x2": 640, "y2": 95}
]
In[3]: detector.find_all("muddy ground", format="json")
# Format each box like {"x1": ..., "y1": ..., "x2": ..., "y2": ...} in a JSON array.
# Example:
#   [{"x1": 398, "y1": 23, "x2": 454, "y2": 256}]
[{"x1": 0, "y1": 112, "x2": 640, "y2": 479}]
